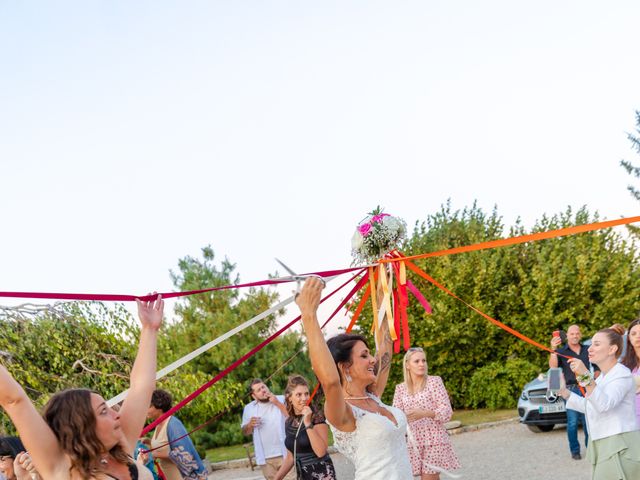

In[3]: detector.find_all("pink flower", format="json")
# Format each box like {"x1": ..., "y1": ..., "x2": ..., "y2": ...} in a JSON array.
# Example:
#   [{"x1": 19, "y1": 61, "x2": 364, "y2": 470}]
[
  {"x1": 358, "y1": 223, "x2": 372, "y2": 236},
  {"x1": 371, "y1": 213, "x2": 390, "y2": 223}
]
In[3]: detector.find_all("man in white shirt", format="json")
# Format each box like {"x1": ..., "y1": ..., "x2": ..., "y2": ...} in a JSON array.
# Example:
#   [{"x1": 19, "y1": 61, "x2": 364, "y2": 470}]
[{"x1": 241, "y1": 378, "x2": 294, "y2": 480}]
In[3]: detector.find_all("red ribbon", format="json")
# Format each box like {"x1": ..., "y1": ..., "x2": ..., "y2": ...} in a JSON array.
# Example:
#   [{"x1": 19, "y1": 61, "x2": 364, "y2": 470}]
[
  {"x1": 386, "y1": 251, "x2": 432, "y2": 352},
  {"x1": 0, "y1": 267, "x2": 364, "y2": 302},
  {"x1": 142, "y1": 268, "x2": 366, "y2": 435},
  {"x1": 144, "y1": 271, "x2": 369, "y2": 451}
]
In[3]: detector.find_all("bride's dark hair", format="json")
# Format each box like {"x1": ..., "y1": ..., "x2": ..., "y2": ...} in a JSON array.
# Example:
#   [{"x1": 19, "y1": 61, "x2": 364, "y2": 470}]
[{"x1": 326, "y1": 333, "x2": 370, "y2": 383}]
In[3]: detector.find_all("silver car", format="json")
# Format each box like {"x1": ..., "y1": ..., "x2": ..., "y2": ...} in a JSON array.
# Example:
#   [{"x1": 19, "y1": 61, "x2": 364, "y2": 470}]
[{"x1": 517, "y1": 373, "x2": 567, "y2": 432}]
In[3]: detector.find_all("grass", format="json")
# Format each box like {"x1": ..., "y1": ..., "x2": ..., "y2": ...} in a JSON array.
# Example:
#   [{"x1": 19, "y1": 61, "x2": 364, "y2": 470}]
[
  {"x1": 207, "y1": 443, "x2": 252, "y2": 463},
  {"x1": 451, "y1": 408, "x2": 517, "y2": 426},
  {"x1": 206, "y1": 408, "x2": 517, "y2": 463}
]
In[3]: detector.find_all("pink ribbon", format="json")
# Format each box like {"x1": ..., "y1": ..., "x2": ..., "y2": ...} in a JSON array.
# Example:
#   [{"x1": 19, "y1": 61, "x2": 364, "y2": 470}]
[{"x1": 407, "y1": 279, "x2": 432, "y2": 314}]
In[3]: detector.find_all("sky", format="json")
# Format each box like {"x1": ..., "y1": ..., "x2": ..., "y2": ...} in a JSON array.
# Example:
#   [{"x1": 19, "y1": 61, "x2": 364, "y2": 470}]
[{"x1": 1, "y1": 1, "x2": 640, "y2": 330}]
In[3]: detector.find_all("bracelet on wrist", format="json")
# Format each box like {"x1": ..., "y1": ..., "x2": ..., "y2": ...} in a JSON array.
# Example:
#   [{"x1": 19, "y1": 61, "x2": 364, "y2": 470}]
[
  {"x1": 305, "y1": 422, "x2": 314, "y2": 429},
  {"x1": 577, "y1": 372, "x2": 594, "y2": 387}
]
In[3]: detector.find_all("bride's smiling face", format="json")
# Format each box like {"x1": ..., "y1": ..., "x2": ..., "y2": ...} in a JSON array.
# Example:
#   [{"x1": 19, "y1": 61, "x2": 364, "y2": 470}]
[{"x1": 345, "y1": 340, "x2": 377, "y2": 384}]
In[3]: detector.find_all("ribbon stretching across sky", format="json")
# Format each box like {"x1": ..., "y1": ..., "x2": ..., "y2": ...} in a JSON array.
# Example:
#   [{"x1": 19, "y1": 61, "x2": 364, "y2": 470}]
[{"x1": 0, "y1": 215, "x2": 638, "y2": 435}]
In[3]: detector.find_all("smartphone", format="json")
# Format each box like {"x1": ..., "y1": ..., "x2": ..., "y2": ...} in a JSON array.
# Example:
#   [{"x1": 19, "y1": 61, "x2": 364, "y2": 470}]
[
  {"x1": 548, "y1": 367, "x2": 562, "y2": 392},
  {"x1": 552, "y1": 330, "x2": 567, "y2": 344}
]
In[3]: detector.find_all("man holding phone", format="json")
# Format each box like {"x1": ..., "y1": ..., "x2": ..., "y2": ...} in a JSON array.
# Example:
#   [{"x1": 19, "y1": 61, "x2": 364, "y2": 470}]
[{"x1": 549, "y1": 325, "x2": 595, "y2": 460}]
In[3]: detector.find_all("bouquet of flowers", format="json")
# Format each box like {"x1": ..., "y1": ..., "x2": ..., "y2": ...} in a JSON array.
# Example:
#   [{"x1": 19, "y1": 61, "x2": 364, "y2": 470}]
[{"x1": 351, "y1": 207, "x2": 407, "y2": 264}]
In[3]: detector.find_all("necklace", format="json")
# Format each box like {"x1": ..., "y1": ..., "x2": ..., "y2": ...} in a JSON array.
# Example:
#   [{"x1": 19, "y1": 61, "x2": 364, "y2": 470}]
[{"x1": 344, "y1": 396, "x2": 369, "y2": 400}]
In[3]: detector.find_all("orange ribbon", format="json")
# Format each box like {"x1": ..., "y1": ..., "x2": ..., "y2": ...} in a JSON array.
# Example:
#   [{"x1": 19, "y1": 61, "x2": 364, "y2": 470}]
[
  {"x1": 404, "y1": 260, "x2": 566, "y2": 356},
  {"x1": 380, "y1": 215, "x2": 640, "y2": 264},
  {"x1": 346, "y1": 280, "x2": 371, "y2": 333}
]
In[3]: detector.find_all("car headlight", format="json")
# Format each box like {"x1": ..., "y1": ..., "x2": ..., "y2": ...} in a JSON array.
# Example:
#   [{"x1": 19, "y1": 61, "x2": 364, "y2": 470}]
[{"x1": 520, "y1": 391, "x2": 528, "y2": 401}]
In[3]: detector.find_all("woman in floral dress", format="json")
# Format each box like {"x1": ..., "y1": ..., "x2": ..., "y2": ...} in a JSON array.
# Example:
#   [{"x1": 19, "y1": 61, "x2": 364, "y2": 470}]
[{"x1": 393, "y1": 347, "x2": 460, "y2": 480}]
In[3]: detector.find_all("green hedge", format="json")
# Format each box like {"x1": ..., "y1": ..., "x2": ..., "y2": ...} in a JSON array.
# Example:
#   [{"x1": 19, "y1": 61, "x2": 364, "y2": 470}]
[{"x1": 468, "y1": 358, "x2": 540, "y2": 409}]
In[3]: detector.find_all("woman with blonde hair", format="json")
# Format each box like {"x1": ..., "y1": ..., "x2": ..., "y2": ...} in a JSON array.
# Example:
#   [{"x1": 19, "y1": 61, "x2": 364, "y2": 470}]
[
  {"x1": 392, "y1": 347, "x2": 460, "y2": 480},
  {"x1": 0, "y1": 294, "x2": 164, "y2": 479}
]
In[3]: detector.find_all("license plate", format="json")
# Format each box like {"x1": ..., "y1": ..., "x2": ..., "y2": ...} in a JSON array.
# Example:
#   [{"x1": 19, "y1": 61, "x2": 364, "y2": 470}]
[{"x1": 539, "y1": 403, "x2": 565, "y2": 414}]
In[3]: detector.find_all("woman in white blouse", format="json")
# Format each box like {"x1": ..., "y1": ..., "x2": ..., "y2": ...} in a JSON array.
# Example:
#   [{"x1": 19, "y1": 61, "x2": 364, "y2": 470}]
[{"x1": 558, "y1": 328, "x2": 640, "y2": 479}]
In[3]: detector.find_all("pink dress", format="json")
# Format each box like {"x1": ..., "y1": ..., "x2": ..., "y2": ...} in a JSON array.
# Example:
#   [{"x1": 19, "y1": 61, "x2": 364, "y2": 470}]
[{"x1": 392, "y1": 376, "x2": 461, "y2": 476}]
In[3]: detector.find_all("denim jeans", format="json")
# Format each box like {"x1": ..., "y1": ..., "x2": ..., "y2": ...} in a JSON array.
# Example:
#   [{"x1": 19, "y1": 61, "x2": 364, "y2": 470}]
[{"x1": 566, "y1": 385, "x2": 589, "y2": 455}]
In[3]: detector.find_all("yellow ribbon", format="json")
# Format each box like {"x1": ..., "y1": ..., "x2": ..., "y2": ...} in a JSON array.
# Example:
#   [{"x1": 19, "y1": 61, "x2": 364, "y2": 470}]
[
  {"x1": 399, "y1": 260, "x2": 407, "y2": 286},
  {"x1": 378, "y1": 263, "x2": 397, "y2": 341}
]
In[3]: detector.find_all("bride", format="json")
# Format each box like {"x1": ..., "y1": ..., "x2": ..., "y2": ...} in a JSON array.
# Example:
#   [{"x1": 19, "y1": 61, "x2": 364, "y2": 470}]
[{"x1": 296, "y1": 277, "x2": 412, "y2": 479}]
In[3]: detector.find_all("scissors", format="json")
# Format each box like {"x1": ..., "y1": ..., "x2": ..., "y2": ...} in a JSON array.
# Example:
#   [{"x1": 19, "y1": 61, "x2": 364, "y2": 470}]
[{"x1": 274, "y1": 258, "x2": 326, "y2": 296}]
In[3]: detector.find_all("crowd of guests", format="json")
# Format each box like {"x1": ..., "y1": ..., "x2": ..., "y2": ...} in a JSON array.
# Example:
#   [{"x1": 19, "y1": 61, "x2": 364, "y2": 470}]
[
  {"x1": 0, "y1": 282, "x2": 461, "y2": 480},
  {"x1": 1, "y1": 277, "x2": 640, "y2": 480}
]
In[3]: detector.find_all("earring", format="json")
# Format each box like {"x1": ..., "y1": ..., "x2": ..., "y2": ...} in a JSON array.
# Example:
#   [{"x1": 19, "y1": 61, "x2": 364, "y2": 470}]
[{"x1": 345, "y1": 370, "x2": 352, "y2": 383}]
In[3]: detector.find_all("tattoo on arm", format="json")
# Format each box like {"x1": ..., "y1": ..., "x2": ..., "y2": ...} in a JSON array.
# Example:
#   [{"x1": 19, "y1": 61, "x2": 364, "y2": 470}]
[{"x1": 379, "y1": 352, "x2": 391, "y2": 373}]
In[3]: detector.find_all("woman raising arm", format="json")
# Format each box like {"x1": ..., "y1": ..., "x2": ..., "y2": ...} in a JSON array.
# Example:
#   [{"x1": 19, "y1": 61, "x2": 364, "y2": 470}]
[{"x1": 0, "y1": 294, "x2": 163, "y2": 479}]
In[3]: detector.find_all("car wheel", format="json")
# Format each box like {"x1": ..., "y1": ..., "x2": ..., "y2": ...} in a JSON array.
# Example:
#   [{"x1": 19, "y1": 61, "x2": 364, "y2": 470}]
[{"x1": 527, "y1": 424, "x2": 555, "y2": 433}]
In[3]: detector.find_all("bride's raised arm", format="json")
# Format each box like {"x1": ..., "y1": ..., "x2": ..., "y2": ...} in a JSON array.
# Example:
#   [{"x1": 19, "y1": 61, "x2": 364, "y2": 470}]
[{"x1": 296, "y1": 278, "x2": 355, "y2": 432}]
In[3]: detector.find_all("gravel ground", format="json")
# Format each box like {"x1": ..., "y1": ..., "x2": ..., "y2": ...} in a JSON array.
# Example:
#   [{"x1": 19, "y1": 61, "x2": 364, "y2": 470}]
[
  {"x1": 208, "y1": 421, "x2": 591, "y2": 479},
  {"x1": 450, "y1": 422, "x2": 590, "y2": 480}
]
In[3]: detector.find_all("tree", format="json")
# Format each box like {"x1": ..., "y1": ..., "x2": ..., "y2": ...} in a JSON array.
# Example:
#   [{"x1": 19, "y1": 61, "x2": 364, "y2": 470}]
[
  {"x1": 164, "y1": 246, "x2": 313, "y2": 392},
  {"x1": 0, "y1": 302, "x2": 240, "y2": 436},
  {"x1": 163, "y1": 246, "x2": 314, "y2": 448},
  {"x1": 620, "y1": 110, "x2": 640, "y2": 236},
  {"x1": 0, "y1": 247, "x2": 314, "y2": 445}
]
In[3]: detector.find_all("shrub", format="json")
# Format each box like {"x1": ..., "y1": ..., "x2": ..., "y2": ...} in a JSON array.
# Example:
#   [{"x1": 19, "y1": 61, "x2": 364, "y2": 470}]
[
  {"x1": 468, "y1": 358, "x2": 540, "y2": 409},
  {"x1": 192, "y1": 418, "x2": 245, "y2": 450}
]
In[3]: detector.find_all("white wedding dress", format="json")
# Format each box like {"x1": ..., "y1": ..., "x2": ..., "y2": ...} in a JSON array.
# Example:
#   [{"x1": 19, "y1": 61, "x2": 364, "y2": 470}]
[{"x1": 329, "y1": 393, "x2": 413, "y2": 479}]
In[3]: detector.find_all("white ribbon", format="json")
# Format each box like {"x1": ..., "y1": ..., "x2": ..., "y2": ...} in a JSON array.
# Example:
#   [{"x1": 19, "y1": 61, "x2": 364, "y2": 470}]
[{"x1": 107, "y1": 276, "x2": 335, "y2": 406}]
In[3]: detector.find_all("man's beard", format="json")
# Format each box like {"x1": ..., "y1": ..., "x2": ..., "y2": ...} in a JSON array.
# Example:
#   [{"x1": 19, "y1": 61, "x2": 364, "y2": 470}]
[{"x1": 257, "y1": 397, "x2": 270, "y2": 403}]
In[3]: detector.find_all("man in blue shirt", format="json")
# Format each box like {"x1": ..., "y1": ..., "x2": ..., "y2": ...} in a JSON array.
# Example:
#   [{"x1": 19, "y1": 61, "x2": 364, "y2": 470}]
[{"x1": 549, "y1": 325, "x2": 595, "y2": 460}]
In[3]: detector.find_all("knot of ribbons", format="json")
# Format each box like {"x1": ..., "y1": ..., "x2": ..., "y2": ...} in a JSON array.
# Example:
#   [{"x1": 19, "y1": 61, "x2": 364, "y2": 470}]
[{"x1": 344, "y1": 250, "x2": 433, "y2": 353}]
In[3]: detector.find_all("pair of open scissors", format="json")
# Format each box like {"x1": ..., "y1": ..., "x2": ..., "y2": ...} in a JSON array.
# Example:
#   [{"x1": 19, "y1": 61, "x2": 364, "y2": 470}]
[{"x1": 275, "y1": 258, "x2": 326, "y2": 296}]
